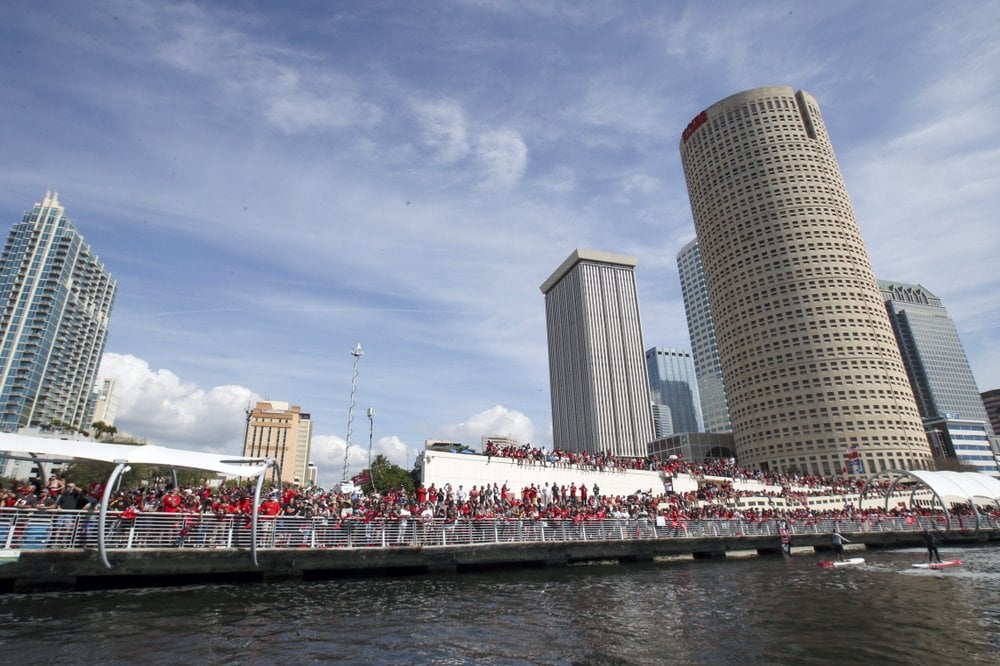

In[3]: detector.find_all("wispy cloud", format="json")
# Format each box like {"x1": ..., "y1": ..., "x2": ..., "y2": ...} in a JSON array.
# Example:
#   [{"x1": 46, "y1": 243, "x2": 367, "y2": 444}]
[
  {"x1": 4, "y1": 1, "x2": 999, "y2": 487},
  {"x1": 414, "y1": 99, "x2": 471, "y2": 163},
  {"x1": 150, "y1": 6, "x2": 383, "y2": 135},
  {"x1": 475, "y1": 128, "x2": 528, "y2": 188}
]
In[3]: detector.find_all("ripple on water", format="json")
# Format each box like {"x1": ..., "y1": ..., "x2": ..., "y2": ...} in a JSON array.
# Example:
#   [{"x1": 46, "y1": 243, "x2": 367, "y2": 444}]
[{"x1": 0, "y1": 548, "x2": 998, "y2": 664}]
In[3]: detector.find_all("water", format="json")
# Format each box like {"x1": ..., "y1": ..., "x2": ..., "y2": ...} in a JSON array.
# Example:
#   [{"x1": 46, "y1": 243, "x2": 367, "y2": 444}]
[{"x1": 1, "y1": 546, "x2": 998, "y2": 665}]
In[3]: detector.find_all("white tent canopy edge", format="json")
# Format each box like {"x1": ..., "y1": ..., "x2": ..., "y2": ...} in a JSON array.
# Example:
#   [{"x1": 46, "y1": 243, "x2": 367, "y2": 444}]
[
  {"x1": 0, "y1": 432, "x2": 276, "y2": 569},
  {"x1": 0, "y1": 432, "x2": 271, "y2": 478}
]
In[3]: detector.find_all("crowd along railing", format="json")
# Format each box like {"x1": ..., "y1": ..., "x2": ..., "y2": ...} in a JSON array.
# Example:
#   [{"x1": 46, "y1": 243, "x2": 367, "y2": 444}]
[{"x1": 2, "y1": 507, "x2": 996, "y2": 553}]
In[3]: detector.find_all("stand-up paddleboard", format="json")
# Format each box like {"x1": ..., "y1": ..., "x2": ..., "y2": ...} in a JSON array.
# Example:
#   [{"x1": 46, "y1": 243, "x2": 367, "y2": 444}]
[
  {"x1": 818, "y1": 557, "x2": 865, "y2": 568},
  {"x1": 912, "y1": 559, "x2": 962, "y2": 570}
]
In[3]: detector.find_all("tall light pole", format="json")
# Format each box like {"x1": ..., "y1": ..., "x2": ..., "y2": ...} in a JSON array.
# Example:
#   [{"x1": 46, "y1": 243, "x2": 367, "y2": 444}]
[
  {"x1": 367, "y1": 406, "x2": 375, "y2": 492},
  {"x1": 341, "y1": 342, "x2": 363, "y2": 486}
]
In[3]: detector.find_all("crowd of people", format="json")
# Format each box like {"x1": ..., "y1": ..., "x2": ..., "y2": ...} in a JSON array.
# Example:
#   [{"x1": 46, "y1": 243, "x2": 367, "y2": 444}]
[{"x1": 5, "y1": 447, "x2": 997, "y2": 540}]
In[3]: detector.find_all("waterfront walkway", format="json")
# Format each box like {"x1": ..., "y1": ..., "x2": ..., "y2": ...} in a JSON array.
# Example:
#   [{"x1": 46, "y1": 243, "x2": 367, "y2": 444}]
[
  {"x1": 3, "y1": 509, "x2": 998, "y2": 593},
  {"x1": 4, "y1": 508, "x2": 998, "y2": 551}
]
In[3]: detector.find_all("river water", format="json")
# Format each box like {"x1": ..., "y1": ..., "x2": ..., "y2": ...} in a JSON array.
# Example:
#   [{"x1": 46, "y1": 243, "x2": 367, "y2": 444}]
[{"x1": 1, "y1": 545, "x2": 997, "y2": 665}]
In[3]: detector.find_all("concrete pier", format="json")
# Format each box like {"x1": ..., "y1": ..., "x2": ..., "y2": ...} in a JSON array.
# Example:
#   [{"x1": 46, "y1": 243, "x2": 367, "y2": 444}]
[{"x1": 2, "y1": 528, "x2": 997, "y2": 594}]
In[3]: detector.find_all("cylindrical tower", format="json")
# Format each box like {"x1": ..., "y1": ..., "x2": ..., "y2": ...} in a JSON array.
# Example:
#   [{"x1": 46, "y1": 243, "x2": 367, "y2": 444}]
[{"x1": 679, "y1": 86, "x2": 933, "y2": 476}]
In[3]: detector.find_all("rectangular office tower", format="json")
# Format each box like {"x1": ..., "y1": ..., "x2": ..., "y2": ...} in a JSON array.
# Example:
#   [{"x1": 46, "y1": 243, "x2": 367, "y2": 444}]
[
  {"x1": 679, "y1": 87, "x2": 933, "y2": 476},
  {"x1": 0, "y1": 192, "x2": 117, "y2": 433},
  {"x1": 540, "y1": 249, "x2": 655, "y2": 458},
  {"x1": 983, "y1": 389, "x2": 1000, "y2": 441},
  {"x1": 242, "y1": 401, "x2": 313, "y2": 486},
  {"x1": 677, "y1": 239, "x2": 732, "y2": 433},
  {"x1": 881, "y1": 280, "x2": 998, "y2": 476},
  {"x1": 645, "y1": 347, "x2": 704, "y2": 436}
]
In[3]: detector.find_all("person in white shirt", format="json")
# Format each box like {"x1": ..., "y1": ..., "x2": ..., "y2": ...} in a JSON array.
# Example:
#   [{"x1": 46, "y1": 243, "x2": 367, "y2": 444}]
[{"x1": 397, "y1": 505, "x2": 412, "y2": 544}]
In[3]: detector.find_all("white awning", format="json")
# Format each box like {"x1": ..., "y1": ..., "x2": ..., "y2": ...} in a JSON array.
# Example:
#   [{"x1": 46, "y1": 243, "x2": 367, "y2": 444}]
[
  {"x1": 1, "y1": 431, "x2": 275, "y2": 569},
  {"x1": 906, "y1": 469, "x2": 1000, "y2": 503},
  {"x1": 0, "y1": 432, "x2": 270, "y2": 479}
]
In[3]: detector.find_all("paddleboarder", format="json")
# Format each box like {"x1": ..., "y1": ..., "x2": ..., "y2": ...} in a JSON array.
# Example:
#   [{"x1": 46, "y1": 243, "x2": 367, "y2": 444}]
[
  {"x1": 777, "y1": 519, "x2": 791, "y2": 558},
  {"x1": 832, "y1": 527, "x2": 850, "y2": 561},
  {"x1": 922, "y1": 528, "x2": 942, "y2": 564}
]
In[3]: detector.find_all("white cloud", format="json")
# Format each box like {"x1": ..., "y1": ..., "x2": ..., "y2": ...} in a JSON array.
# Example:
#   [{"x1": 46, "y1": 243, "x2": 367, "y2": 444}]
[
  {"x1": 308, "y1": 434, "x2": 351, "y2": 485},
  {"x1": 153, "y1": 7, "x2": 381, "y2": 135},
  {"x1": 535, "y1": 165, "x2": 577, "y2": 195},
  {"x1": 98, "y1": 353, "x2": 258, "y2": 453},
  {"x1": 414, "y1": 100, "x2": 471, "y2": 163},
  {"x1": 308, "y1": 433, "x2": 417, "y2": 489},
  {"x1": 441, "y1": 405, "x2": 537, "y2": 449},
  {"x1": 573, "y1": 79, "x2": 673, "y2": 138},
  {"x1": 622, "y1": 174, "x2": 661, "y2": 196},
  {"x1": 475, "y1": 128, "x2": 528, "y2": 188},
  {"x1": 258, "y1": 72, "x2": 384, "y2": 135},
  {"x1": 97, "y1": 355, "x2": 419, "y2": 488}
]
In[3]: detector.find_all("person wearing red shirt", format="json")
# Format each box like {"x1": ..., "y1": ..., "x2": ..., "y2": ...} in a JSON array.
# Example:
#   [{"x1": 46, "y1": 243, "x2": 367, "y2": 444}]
[
  {"x1": 259, "y1": 496, "x2": 282, "y2": 517},
  {"x1": 161, "y1": 487, "x2": 182, "y2": 513}
]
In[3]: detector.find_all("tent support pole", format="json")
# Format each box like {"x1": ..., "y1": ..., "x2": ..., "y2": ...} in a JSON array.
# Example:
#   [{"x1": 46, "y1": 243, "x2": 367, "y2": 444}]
[{"x1": 98, "y1": 461, "x2": 128, "y2": 569}]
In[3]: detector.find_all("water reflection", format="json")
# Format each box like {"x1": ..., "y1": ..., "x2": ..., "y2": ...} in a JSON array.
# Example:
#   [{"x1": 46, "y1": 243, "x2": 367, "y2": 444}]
[{"x1": 0, "y1": 547, "x2": 997, "y2": 664}]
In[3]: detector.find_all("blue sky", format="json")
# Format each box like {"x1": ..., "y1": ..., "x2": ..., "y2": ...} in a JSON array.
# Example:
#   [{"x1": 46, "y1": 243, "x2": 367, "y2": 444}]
[{"x1": 2, "y1": 1, "x2": 998, "y2": 487}]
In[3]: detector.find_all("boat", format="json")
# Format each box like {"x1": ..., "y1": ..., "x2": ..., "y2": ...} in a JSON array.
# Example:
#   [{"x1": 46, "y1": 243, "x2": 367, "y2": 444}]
[
  {"x1": 911, "y1": 559, "x2": 962, "y2": 570},
  {"x1": 818, "y1": 557, "x2": 865, "y2": 568}
]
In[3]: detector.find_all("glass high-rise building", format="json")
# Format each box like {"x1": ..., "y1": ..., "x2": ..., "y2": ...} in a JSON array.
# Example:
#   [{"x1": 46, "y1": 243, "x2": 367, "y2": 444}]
[
  {"x1": 645, "y1": 347, "x2": 704, "y2": 436},
  {"x1": 982, "y1": 389, "x2": 1000, "y2": 440},
  {"x1": 881, "y1": 280, "x2": 997, "y2": 475},
  {"x1": 880, "y1": 281, "x2": 991, "y2": 428},
  {"x1": 677, "y1": 239, "x2": 732, "y2": 433},
  {"x1": 679, "y1": 86, "x2": 932, "y2": 476},
  {"x1": 540, "y1": 249, "x2": 654, "y2": 458},
  {"x1": 0, "y1": 192, "x2": 117, "y2": 433}
]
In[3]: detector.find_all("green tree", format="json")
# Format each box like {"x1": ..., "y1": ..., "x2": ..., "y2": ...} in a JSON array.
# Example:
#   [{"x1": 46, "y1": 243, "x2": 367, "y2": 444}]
[
  {"x1": 91, "y1": 420, "x2": 119, "y2": 442},
  {"x1": 365, "y1": 454, "x2": 415, "y2": 494}
]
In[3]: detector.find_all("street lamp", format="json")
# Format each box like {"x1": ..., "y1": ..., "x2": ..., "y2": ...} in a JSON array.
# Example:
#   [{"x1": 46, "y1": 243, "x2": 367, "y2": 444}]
[
  {"x1": 341, "y1": 342, "x2": 363, "y2": 487},
  {"x1": 367, "y1": 406, "x2": 375, "y2": 492}
]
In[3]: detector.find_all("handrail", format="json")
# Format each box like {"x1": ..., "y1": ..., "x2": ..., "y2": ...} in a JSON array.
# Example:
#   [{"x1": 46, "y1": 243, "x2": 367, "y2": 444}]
[{"x1": 1, "y1": 507, "x2": 995, "y2": 555}]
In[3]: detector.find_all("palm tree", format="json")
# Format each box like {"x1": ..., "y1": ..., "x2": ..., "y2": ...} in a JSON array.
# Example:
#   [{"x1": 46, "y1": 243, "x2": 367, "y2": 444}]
[{"x1": 91, "y1": 421, "x2": 118, "y2": 442}]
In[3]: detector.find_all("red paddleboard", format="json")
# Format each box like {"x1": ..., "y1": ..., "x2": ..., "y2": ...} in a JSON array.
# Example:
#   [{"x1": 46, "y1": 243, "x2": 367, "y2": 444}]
[
  {"x1": 818, "y1": 557, "x2": 865, "y2": 568},
  {"x1": 911, "y1": 559, "x2": 962, "y2": 569}
]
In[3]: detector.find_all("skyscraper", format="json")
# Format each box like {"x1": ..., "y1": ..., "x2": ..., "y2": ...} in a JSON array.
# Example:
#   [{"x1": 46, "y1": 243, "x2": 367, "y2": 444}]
[
  {"x1": 650, "y1": 403, "x2": 674, "y2": 440},
  {"x1": 679, "y1": 86, "x2": 933, "y2": 476},
  {"x1": 242, "y1": 401, "x2": 313, "y2": 486},
  {"x1": 0, "y1": 192, "x2": 117, "y2": 433},
  {"x1": 880, "y1": 281, "x2": 991, "y2": 429},
  {"x1": 677, "y1": 239, "x2": 732, "y2": 433},
  {"x1": 540, "y1": 249, "x2": 654, "y2": 457},
  {"x1": 90, "y1": 377, "x2": 118, "y2": 426},
  {"x1": 881, "y1": 280, "x2": 997, "y2": 475},
  {"x1": 982, "y1": 389, "x2": 1000, "y2": 440},
  {"x1": 645, "y1": 347, "x2": 704, "y2": 435}
]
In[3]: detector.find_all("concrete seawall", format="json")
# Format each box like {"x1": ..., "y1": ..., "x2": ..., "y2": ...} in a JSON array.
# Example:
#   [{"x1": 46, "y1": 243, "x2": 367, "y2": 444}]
[{"x1": 3, "y1": 529, "x2": 998, "y2": 594}]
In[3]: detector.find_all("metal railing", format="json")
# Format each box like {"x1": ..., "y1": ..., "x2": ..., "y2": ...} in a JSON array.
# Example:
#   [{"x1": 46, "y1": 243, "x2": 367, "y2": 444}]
[{"x1": 2, "y1": 508, "x2": 996, "y2": 552}]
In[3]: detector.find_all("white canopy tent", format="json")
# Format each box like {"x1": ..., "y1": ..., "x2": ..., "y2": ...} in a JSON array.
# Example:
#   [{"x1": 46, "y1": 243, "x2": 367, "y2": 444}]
[
  {"x1": 0, "y1": 432, "x2": 277, "y2": 568},
  {"x1": 861, "y1": 468, "x2": 1000, "y2": 533}
]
